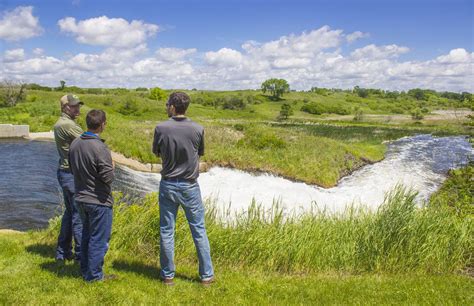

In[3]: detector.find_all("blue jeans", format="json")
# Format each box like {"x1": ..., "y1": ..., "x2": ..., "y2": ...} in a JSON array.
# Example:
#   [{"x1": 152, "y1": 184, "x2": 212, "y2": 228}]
[
  {"x1": 56, "y1": 169, "x2": 83, "y2": 260},
  {"x1": 77, "y1": 202, "x2": 113, "y2": 282},
  {"x1": 159, "y1": 179, "x2": 214, "y2": 280}
]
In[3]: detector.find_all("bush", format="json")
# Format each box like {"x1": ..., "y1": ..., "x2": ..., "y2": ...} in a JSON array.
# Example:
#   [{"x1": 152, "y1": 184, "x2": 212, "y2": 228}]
[
  {"x1": 149, "y1": 87, "x2": 168, "y2": 101},
  {"x1": 222, "y1": 96, "x2": 246, "y2": 110},
  {"x1": 411, "y1": 108, "x2": 424, "y2": 120},
  {"x1": 301, "y1": 102, "x2": 351, "y2": 115},
  {"x1": 117, "y1": 98, "x2": 140, "y2": 116},
  {"x1": 238, "y1": 128, "x2": 286, "y2": 150}
]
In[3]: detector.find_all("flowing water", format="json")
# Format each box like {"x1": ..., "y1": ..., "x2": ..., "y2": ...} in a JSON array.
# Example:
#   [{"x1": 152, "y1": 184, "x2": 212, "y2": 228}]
[{"x1": 0, "y1": 135, "x2": 472, "y2": 230}]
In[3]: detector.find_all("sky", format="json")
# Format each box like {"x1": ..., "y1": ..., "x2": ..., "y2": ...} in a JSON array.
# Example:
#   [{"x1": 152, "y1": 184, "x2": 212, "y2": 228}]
[{"x1": 0, "y1": 0, "x2": 473, "y2": 91}]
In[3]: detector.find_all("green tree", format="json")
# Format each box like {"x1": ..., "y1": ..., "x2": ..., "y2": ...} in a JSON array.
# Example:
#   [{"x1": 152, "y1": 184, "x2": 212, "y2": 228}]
[
  {"x1": 278, "y1": 103, "x2": 293, "y2": 120},
  {"x1": 149, "y1": 87, "x2": 168, "y2": 101},
  {"x1": 261, "y1": 78, "x2": 290, "y2": 100},
  {"x1": 59, "y1": 80, "x2": 66, "y2": 90}
]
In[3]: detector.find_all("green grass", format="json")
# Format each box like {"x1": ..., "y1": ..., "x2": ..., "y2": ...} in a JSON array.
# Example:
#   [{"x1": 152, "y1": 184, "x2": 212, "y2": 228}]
[
  {"x1": 1, "y1": 232, "x2": 472, "y2": 304},
  {"x1": 1, "y1": 160, "x2": 473, "y2": 304},
  {"x1": 1, "y1": 185, "x2": 473, "y2": 304},
  {"x1": 0, "y1": 89, "x2": 471, "y2": 186}
]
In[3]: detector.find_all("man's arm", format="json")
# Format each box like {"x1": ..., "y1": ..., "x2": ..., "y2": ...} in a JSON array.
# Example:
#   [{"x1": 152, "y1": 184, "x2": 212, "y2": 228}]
[
  {"x1": 152, "y1": 127, "x2": 161, "y2": 157},
  {"x1": 68, "y1": 122, "x2": 83, "y2": 140},
  {"x1": 198, "y1": 129, "x2": 205, "y2": 156},
  {"x1": 97, "y1": 146, "x2": 115, "y2": 185}
]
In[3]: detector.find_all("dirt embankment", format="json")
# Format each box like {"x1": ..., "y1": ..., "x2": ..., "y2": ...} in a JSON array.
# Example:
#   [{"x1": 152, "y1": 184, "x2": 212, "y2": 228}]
[{"x1": 27, "y1": 131, "x2": 208, "y2": 173}]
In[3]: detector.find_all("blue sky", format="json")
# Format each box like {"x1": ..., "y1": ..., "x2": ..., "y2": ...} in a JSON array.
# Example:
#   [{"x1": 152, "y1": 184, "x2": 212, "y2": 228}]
[{"x1": 1, "y1": 0, "x2": 473, "y2": 91}]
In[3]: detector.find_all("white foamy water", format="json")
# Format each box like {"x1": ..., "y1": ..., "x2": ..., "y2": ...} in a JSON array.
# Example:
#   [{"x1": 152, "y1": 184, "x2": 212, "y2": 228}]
[{"x1": 114, "y1": 135, "x2": 472, "y2": 216}]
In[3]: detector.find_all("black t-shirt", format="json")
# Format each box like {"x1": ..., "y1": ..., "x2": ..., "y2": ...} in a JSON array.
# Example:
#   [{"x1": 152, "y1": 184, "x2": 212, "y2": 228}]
[{"x1": 152, "y1": 117, "x2": 204, "y2": 180}]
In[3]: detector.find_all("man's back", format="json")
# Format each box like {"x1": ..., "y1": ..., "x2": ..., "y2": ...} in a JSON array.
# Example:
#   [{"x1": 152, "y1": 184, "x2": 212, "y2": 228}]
[
  {"x1": 152, "y1": 117, "x2": 204, "y2": 180},
  {"x1": 69, "y1": 133, "x2": 114, "y2": 206}
]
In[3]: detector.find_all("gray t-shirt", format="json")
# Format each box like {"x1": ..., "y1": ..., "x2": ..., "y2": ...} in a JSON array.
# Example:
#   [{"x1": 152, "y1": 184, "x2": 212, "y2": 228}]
[{"x1": 152, "y1": 117, "x2": 204, "y2": 180}]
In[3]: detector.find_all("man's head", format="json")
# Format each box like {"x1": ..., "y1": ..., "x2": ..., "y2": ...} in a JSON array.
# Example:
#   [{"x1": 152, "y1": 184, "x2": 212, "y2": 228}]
[
  {"x1": 60, "y1": 94, "x2": 83, "y2": 119},
  {"x1": 166, "y1": 92, "x2": 190, "y2": 117},
  {"x1": 86, "y1": 109, "x2": 107, "y2": 134}
]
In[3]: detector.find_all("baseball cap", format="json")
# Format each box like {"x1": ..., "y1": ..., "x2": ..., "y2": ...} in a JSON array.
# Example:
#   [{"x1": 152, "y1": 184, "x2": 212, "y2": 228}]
[{"x1": 60, "y1": 94, "x2": 83, "y2": 107}]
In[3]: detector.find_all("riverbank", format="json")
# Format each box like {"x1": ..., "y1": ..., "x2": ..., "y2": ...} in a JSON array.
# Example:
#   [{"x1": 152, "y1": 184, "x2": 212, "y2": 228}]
[{"x1": 27, "y1": 131, "x2": 208, "y2": 173}]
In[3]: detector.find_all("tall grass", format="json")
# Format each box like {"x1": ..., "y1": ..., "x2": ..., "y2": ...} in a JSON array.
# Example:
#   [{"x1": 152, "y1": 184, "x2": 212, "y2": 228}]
[{"x1": 44, "y1": 186, "x2": 473, "y2": 274}]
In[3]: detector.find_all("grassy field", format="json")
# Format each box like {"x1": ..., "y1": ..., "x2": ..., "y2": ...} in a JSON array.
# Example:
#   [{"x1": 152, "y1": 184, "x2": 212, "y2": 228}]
[
  {"x1": 0, "y1": 87, "x2": 472, "y2": 304},
  {"x1": 1, "y1": 231, "x2": 473, "y2": 305},
  {"x1": 0, "y1": 88, "x2": 472, "y2": 186},
  {"x1": 0, "y1": 169, "x2": 474, "y2": 305},
  {"x1": 0, "y1": 169, "x2": 473, "y2": 304}
]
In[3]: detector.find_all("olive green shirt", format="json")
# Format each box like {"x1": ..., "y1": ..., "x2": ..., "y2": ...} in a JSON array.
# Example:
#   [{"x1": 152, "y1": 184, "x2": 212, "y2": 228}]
[{"x1": 54, "y1": 113, "x2": 83, "y2": 170}]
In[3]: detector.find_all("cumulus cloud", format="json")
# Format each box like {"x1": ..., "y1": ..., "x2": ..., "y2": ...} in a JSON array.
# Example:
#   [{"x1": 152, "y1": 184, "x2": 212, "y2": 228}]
[
  {"x1": 205, "y1": 48, "x2": 243, "y2": 66},
  {"x1": 58, "y1": 16, "x2": 159, "y2": 48},
  {"x1": 155, "y1": 48, "x2": 197, "y2": 61},
  {"x1": 1, "y1": 25, "x2": 472, "y2": 92},
  {"x1": 346, "y1": 31, "x2": 370, "y2": 43},
  {"x1": 0, "y1": 6, "x2": 43, "y2": 41},
  {"x1": 351, "y1": 44, "x2": 410, "y2": 60},
  {"x1": 32, "y1": 48, "x2": 44, "y2": 55},
  {"x1": 3, "y1": 49, "x2": 25, "y2": 62},
  {"x1": 435, "y1": 48, "x2": 473, "y2": 64}
]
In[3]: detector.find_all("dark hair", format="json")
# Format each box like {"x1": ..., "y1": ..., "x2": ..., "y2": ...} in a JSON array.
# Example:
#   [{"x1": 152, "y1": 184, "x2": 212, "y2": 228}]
[
  {"x1": 167, "y1": 92, "x2": 190, "y2": 114},
  {"x1": 86, "y1": 109, "x2": 106, "y2": 130}
]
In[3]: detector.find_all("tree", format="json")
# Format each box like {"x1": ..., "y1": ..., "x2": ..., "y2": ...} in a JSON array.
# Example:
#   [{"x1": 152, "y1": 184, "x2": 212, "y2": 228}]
[
  {"x1": 149, "y1": 87, "x2": 168, "y2": 101},
  {"x1": 408, "y1": 88, "x2": 426, "y2": 100},
  {"x1": 261, "y1": 78, "x2": 290, "y2": 100},
  {"x1": 0, "y1": 80, "x2": 27, "y2": 107},
  {"x1": 278, "y1": 103, "x2": 293, "y2": 120},
  {"x1": 59, "y1": 80, "x2": 66, "y2": 90}
]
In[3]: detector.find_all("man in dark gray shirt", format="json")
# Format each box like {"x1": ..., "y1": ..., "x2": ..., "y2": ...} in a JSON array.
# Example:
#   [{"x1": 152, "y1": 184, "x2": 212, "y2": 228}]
[
  {"x1": 70, "y1": 109, "x2": 115, "y2": 282},
  {"x1": 152, "y1": 92, "x2": 214, "y2": 286}
]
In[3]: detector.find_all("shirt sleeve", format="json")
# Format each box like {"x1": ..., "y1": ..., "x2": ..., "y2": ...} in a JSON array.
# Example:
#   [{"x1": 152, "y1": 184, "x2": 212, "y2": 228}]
[
  {"x1": 97, "y1": 146, "x2": 115, "y2": 185},
  {"x1": 152, "y1": 127, "x2": 161, "y2": 157},
  {"x1": 198, "y1": 129, "x2": 205, "y2": 156},
  {"x1": 69, "y1": 123, "x2": 83, "y2": 140}
]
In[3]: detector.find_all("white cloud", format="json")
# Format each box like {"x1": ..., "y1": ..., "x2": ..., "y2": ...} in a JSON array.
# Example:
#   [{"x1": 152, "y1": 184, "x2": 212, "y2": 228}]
[
  {"x1": 435, "y1": 48, "x2": 473, "y2": 64},
  {"x1": 1, "y1": 26, "x2": 472, "y2": 92},
  {"x1": 58, "y1": 16, "x2": 159, "y2": 48},
  {"x1": 33, "y1": 48, "x2": 44, "y2": 55},
  {"x1": 346, "y1": 31, "x2": 370, "y2": 43},
  {"x1": 351, "y1": 44, "x2": 410, "y2": 60},
  {"x1": 205, "y1": 48, "x2": 243, "y2": 66},
  {"x1": 4, "y1": 56, "x2": 63, "y2": 75},
  {"x1": 0, "y1": 6, "x2": 43, "y2": 41},
  {"x1": 155, "y1": 48, "x2": 197, "y2": 61},
  {"x1": 3, "y1": 49, "x2": 25, "y2": 62}
]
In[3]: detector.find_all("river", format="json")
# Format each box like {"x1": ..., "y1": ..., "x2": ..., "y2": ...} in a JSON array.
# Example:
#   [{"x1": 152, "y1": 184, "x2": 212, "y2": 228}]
[{"x1": 0, "y1": 134, "x2": 472, "y2": 230}]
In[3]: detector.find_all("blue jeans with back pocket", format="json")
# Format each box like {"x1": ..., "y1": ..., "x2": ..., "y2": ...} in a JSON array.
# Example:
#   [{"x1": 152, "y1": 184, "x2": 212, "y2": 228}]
[{"x1": 159, "y1": 179, "x2": 214, "y2": 280}]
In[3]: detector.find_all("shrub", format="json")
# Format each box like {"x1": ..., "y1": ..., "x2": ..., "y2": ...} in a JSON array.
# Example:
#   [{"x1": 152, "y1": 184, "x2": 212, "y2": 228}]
[
  {"x1": 238, "y1": 128, "x2": 286, "y2": 150},
  {"x1": 411, "y1": 108, "x2": 424, "y2": 120},
  {"x1": 117, "y1": 98, "x2": 140, "y2": 115},
  {"x1": 222, "y1": 96, "x2": 246, "y2": 110}
]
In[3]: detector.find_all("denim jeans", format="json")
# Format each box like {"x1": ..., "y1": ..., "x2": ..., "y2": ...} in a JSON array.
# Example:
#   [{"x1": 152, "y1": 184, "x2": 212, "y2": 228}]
[
  {"x1": 77, "y1": 202, "x2": 113, "y2": 282},
  {"x1": 159, "y1": 179, "x2": 214, "y2": 280},
  {"x1": 56, "y1": 169, "x2": 83, "y2": 260}
]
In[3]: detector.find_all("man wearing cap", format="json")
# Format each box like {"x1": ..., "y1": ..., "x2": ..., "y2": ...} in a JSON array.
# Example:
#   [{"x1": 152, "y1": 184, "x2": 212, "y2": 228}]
[
  {"x1": 152, "y1": 92, "x2": 214, "y2": 286},
  {"x1": 53, "y1": 94, "x2": 84, "y2": 261}
]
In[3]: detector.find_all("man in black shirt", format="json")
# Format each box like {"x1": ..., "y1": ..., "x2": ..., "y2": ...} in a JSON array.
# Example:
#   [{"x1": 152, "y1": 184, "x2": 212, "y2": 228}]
[{"x1": 152, "y1": 92, "x2": 214, "y2": 286}]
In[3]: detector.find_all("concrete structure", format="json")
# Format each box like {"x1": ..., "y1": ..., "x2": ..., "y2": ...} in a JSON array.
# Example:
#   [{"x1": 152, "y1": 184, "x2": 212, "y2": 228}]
[{"x1": 0, "y1": 124, "x2": 29, "y2": 138}]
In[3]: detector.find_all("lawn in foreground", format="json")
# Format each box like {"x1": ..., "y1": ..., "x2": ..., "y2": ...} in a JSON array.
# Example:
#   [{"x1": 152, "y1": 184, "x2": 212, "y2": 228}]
[{"x1": 0, "y1": 232, "x2": 472, "y2": 305}]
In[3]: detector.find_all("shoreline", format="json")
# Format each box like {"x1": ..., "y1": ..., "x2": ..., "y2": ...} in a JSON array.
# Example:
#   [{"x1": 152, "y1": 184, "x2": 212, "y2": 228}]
[
  {"x1": 26, "y1": 130, "x2": 373, "y2": 188},
  {"x1": 26, "y1": 131, "x2": 209, "y2": 173}
]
